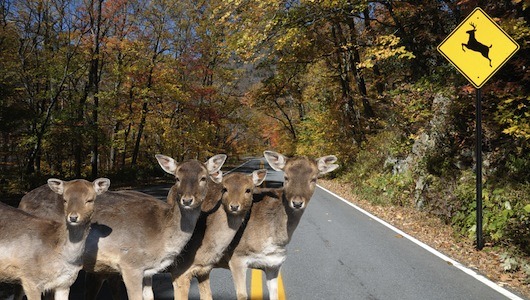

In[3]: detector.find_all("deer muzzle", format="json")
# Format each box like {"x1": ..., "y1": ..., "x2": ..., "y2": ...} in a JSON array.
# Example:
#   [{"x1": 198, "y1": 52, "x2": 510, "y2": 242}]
[
  {"x1": 67, "y1": 213, "x2": 80, "y2": 225},
  {"x1": 180, "y1": 196, "x2": 194, "y2": 208},
  {"x1": 290, "y1": 197, "x2": 306, "y2": 210}
]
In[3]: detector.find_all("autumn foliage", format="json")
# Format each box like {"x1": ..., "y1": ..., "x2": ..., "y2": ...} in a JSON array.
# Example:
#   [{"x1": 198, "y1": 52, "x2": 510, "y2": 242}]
[{"x1": 1, "y1": 0, "x2": 530, "y2": 264}]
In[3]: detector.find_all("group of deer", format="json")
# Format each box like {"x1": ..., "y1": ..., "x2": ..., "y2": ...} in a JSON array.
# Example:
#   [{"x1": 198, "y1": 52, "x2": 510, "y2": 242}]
[{"x1": 0, "y1": 150, "x2": 338, "y2": 300}]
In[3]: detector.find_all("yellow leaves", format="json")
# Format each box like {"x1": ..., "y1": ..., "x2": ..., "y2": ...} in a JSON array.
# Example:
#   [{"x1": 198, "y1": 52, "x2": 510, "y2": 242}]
[
  {"x1": 275, "y1": 27, "x2": 308, "y2": 53},
  {"x1": 497, "y1": 96, "x2": 530, "y2": 140},
  {"x1": 302, "y1": 0, "x2": 349, "y2": 8},
  {"x1": 358, "y1": 34, "x2": 415, "y2": 69},
  {"x1": 502, "y1": 125, "x2": 530, "y2": 140},
  {"x1": 216, "y1": 0, "x2": 283, "y2": 61},
  {"x1": 499, "y1": 17, "x2": 530, "y2": 41}
]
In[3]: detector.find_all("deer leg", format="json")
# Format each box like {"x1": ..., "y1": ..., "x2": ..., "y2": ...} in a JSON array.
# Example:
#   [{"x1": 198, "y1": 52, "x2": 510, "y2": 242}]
[
  {"x1": 20, "y1": 283, "x2": 40, "y2": 300},
  {"x1": 228, "y1": 258, "x2": 248, "y2": 300},
  {"x1": 197, "y1": 273, "x2": 213, "y2": 300},
  {"x1": 54, "y1": 288, "x2": 69, "y2": 300},
  {"x1": 121, "y1": 269, "x2": 145, "y2": 300},
  {"x1": 142, "y1": 276, "x2": 155, "y2": 300},
  {"x1": 462, "y1": 43, "x2": 467, "y2": 51},
  {"x1": 174, "y1": 273, "x2": 192, "y2": 300},
  {"x1": 171, "y1": 275, "x2": 180, "y2": 300},
  {"x1": 264, "y1": 267, "x2": 280, "y2": 300}
]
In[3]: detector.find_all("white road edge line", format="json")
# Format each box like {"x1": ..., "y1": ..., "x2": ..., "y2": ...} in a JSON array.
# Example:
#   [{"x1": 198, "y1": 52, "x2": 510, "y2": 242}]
[{"x1": 317, "y1": 184, "x2": 526, "y2": 300}]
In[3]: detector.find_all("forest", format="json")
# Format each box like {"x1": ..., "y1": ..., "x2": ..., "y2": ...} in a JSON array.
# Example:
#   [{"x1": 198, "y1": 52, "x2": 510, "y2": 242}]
[{"x1": 1, "y1": 0, "x2": 530, "y2": 287}]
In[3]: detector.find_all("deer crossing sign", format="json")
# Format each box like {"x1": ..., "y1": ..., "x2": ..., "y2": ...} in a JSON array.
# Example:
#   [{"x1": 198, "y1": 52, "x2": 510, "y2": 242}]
[{"x1": 438, "y1": 7, "x2": 519, "y2": 88}]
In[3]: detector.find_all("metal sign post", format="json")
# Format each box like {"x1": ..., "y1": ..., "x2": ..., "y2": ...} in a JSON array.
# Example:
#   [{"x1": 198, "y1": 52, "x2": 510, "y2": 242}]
[
  {"x1": 438, "y1": 7, "x2": 519, "y2": 250},
  {"x1": 475, "y1": 88, "x2": 483, "y2": 250}
]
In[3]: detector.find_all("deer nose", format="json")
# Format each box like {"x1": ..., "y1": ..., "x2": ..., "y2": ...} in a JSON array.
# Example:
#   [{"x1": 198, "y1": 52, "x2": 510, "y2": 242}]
[
  {"x1": 230, "y1": 204, "x2": 240, "y2": 212},
  {"x1": 291, "y1": 199, "x2": 304, "y2": 209},
  {"x1": 68, "y1": 214, "x2": 79, "y2": 223},
  {"x1": 181, "y1": 197, "x2": 194, "y2": 207}
]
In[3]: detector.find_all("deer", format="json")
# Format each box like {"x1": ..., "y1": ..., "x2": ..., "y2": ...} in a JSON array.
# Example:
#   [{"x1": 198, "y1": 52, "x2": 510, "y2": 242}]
[
  {"x1": 167, "y1": 169, "x2": 267, "y2": 300},
  {"x1": 17, "y1": 154, "x2": 226, "y2": 300},
  {"x1": 0, "y1": 178, "x2": 110, "y2": 300},
  {"x1": 462, "y1": 22, "x2": 492, "y2": 67},
  {"x1": 216, "y1": 150, "x2": 339, "y2": 300}
]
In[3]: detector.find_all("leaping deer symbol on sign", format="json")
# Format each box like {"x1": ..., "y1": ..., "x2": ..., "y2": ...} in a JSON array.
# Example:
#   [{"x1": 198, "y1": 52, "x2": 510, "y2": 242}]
[{"x1": 462, "y1": 22, "x2": 492, "y2": 67}]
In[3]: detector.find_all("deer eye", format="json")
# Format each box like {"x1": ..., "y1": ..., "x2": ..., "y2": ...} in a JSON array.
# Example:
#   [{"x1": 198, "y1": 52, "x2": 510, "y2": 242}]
[
  {"x1": 222, "y1": 187, "x2": 227, "y2": 193},
  {"x1": 284, "y1": 176, "x2": 289, "y2": 182},
  {"x1": 200, "y1": 176, "x2": 207, "y2": 182},
  {"x1": 245, "y1": 189, "x2": 251, "y2": 193}
]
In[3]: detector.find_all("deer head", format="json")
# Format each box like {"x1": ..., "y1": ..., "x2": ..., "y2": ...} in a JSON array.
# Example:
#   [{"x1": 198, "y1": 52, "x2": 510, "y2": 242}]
[
  {"x1": 221, "y1": 169, "x2": 267, "y2": 215},
  {"x1": 48, "y1": 178, "x2": 110, "y2": 226},
  {"x1": 156, "y1": 154, "x2": 227, "y2": 209},
  {"x1": 264, "y1": 151, "x2": 338, "y2": 210}
]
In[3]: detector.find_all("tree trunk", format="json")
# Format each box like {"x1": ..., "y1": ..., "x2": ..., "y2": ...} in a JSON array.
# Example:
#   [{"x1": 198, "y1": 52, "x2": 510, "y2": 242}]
[
  {"x1": 131, "y1": 101, "x2": 148, "y2": 166},
  {"x1": 109, "y1": 121, "x2": 119, "y2": 170},
  {"x1": 131, "y1": 35, "x2": 160, "y2": 166},
  {"x1": 363, "y1": 8, "x2": 384, "y2": 96},
  {"x1": 79, "y1": 0, "x2": 104, "y2": 178},
  {"x1": 90, "y1": 0, "x2": 103, "y2": 179},
  {"x1": 331, "y1": 22, "x2": 364, "y2": 145},
  {"x1": 346, "y1": 12, "x2": 374, "y2": 118}
]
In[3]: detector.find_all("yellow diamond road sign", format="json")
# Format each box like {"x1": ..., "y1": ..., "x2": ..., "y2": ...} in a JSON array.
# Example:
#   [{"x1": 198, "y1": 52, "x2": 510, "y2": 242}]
[{"x1": 438, "y1": 7, "x2": 519, "y2": 88}]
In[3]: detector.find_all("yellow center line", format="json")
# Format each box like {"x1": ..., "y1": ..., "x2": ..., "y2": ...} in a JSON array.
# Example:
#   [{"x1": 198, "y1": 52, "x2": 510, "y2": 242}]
[
  {"x1": 278, "y1": 272, "x2": 287, "y2": 300},
  {"x1": 250, "y1": 269, "x2": 263, "y2": 300},
  {"x1": 250, "y1": 269, "x2": 287, "y2": 300}
]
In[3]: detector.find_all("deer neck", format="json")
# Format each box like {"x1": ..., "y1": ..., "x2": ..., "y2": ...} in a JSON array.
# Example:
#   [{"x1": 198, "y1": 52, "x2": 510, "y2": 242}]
[
  {"x1": 281, "y1": 192, "x2": 305, "y2": 240},
  {"x1": 208, "y1": 208, "x2": 245, "y2": 247},
  {"x1": 166, "y1": 186, "x2": 199, "y2": 232},
  {"x1": 178, "y1": 204, "x2": 202, "y2": 234},
  {"x1": 60, "y1": 221, "x2": 91, "y2": 265},
  {"x1": 226, "y1": 210, "x2": 246, "y2": 231},
  {"x1": 166, "y1": 199, "x2": 201, "y2": 236}
]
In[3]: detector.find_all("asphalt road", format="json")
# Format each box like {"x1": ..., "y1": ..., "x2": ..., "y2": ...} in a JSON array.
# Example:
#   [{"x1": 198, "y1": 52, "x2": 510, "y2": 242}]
[
  {"x1": 280, "y1": 186, "x2": 526, "y2": 300},
  {"x1": 63, "y1": 158, "x2": 528, "y2": 299}
]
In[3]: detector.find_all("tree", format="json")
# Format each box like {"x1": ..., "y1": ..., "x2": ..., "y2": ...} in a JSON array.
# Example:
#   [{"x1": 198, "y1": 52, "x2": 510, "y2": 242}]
[
  {"x1": 11, "y1": 0, "x2": 83, "y2": 176},
  {"x1": 213, "y1": 0, "x2": 414, "y2": 150}
]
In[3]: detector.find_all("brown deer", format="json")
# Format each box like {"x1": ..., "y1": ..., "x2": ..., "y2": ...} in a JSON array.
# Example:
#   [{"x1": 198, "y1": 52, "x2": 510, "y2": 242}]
[
  {"x1": 217, "y1": 151, "x2": 338, "y2": 300},
  {"x1": 17, "y1": 154, "x2": 226, "y2": 300},
  {"x1": 462, "y1": 22, "x2": 492, "y2": 67},
  {"x1": 169, "y1": 169, "x2": 267, "y2": 300},
  {"x1": 1, "y1": 178, "x2": 110, "y2": 300}
]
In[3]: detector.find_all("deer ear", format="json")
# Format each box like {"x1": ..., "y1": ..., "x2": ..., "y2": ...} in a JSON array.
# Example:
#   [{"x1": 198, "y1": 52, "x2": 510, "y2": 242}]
[
  {"x1": 209, "y1": 170, "x2": 223, "y2": 184},
  {"x1": 93, "y1": 178, "x2": 111, "y2": 195},
  {"x1": 264, "y1": 151, "x2": 287, "y2": 171},
  {"x1": 155, "y1": 154, "x2": 178, "y2": 175},
  {"x1": 48, "y1": 178, "x2": 65, "y2": 195},
  {"x1": 206, "y1": 154, "x2": 227, "y2": 174},
  {"x1": 252, "y1": 169, "x2": 267, "y2": 186},
  {"x1": 316, "y1": 155, "x2": 339, "y2": 175}
]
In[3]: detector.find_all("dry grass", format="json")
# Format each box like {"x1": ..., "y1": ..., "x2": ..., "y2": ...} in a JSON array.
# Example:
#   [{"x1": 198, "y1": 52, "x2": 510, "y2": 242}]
[{"x1": 319, "y1": 179, "x2": 530, "y2": 299}]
